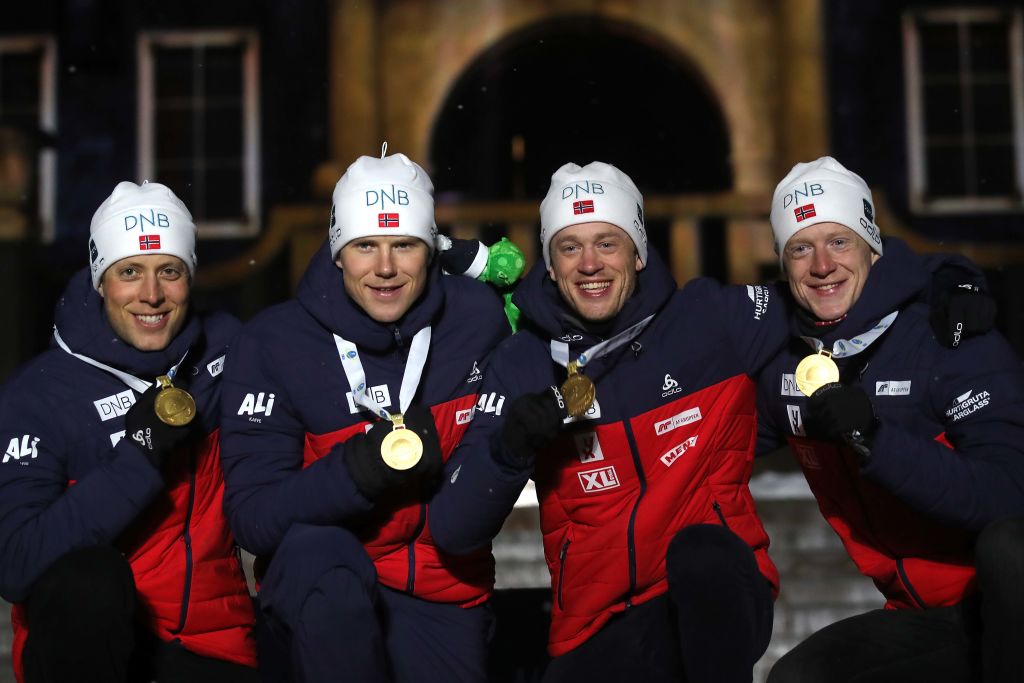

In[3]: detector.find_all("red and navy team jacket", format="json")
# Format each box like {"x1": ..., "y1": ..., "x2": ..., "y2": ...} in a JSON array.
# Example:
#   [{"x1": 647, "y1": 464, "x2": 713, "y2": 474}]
[
  {"x1": 757, "y1": 238, "x2": 1024, "y2": 610},
  {"x1": 431, "y1": 249, "x2": 789, "y2": 656},
  {"x1": 219, "y1": 240, "x2": 509, "y2": 607},
  {"x1": 0, "y1": 269, "x2": 257, "y2": 681}
]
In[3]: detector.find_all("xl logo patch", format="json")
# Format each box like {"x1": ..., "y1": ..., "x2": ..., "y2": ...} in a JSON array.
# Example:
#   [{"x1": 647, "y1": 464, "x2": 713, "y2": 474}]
[
  {"x1": 574, "y1": 432, "x2": 604, "y2": 464},
  {"x1": 578, "y1": 465, "x2": 620, "y2": 493},
  {"x1": 4, "y1": 435, "x2": 40, "y2": 464},
  {"x1": 94, "y1": 389, "x2": 136, "y2": 422}
]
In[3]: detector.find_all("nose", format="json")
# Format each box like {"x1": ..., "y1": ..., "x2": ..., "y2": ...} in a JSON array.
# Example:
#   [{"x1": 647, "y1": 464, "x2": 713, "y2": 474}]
[
  {"x1": 578, "y1": 244, "x2": 601, "y2": 275},
  {"x1": 139, "y1": 273, "x2": 165, "y2": 306},
  {"x1": 810, "y1": 247, "x2": 836, "y2": 277},
  {"x1": 375, "y1": 247, "x2": 397, "y2": 277}
]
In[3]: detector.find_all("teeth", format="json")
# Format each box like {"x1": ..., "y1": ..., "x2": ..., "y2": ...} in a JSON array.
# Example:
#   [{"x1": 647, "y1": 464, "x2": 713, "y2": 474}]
[
  {"x1": 136, "y1": 314, "x2": 164, "y2": 324},
  {"x1": 815, "y1": 283, "x2": 840, "y2": 291},
  {"x1": 580, "y1": 282, "x2": 609, "y2": 291}
]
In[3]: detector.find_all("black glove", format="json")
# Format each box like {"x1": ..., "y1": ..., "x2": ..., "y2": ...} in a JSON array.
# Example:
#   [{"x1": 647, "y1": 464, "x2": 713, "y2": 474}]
[
  {"x1": 123, "y1": 384, "x2": 196, "y2": 469},
  {"x1": 499, "y1": 388, "x2": 565, "y2": 467},
  {"x1": 438, "y1": 237, "x2": 486, "y2": 276},
  {"x1": 344, "y1": 404, "x2": 443, "y2": 501},
  {"x1": 805, "y1": 383, "x2": 878, "y2": 453},
  {"x1": 929, "y1": 281, "x2": 997, "y2": 349}
]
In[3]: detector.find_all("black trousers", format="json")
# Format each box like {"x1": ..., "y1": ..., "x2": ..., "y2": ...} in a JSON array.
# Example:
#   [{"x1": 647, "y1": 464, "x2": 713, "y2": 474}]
[
  {"x1": 767, "y1": 516, "x2": 1024, "y2": 683},
  {"x1": 21, "y1": 545, "x2": 258, "y2": 683},
  {"x1": 542, "y1": 524, "x2": 775, "y2": 683}
]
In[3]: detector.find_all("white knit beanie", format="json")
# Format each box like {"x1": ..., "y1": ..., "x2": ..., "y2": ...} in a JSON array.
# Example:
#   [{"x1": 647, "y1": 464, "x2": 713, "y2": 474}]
[
  {"x1": 88, "y1": 181, "x2": 197, "y2": 289},
  {"x1": 329, "y1": 152, "x2": 438, "y2": 257},
  {"x1": 539, "y1": 161, "x2": 647, "y2": 268},
  {"x1": 770, "y1": 156, "x2": 883, "y2": 264}
]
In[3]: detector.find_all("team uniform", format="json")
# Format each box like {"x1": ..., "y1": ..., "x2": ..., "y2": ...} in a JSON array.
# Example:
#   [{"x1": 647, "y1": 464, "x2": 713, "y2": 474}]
[
  {"x1": 758, "y1": 237, "x2": 1024, "y2": 681},
  {"x1": 431, "y1": 249, "x2": 787, "y2": 681},
  {"x1": 0, "y1": 268, "x2": 257, "y2": 682},
  {"x1": 219, "y1": 241, "x2": 509, "y2": 681}
]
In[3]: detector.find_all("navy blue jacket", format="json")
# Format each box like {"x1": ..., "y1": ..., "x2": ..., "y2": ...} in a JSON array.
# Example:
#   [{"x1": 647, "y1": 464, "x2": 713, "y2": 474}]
[
  {"x1": 431, "y1": 250, "x2": 789, "y2": 655},
  {"x1": 0, "y1": 268, "x2": 256, "y2": 670},
  {"x1": 756, "y1": 237, "x2": 1024, "y2": 609},
  {"x1": 219, "y1": 241, "x2": 508, "y2": 605}
]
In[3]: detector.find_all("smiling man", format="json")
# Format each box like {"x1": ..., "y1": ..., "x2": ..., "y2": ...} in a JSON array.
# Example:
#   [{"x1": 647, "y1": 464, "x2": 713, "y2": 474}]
[
  {"x1": 218, "y1": 151, "x2": 509, "y2": 682},
  {"x1": 0, "y1": 181, "x2": 257, "y2": 682},
  {"x1": 430, "y1": 161, "x2": 795, "y2": 683},
  {"x1": 757, "y1": 157, "x2": 1024, "y2": 683}
]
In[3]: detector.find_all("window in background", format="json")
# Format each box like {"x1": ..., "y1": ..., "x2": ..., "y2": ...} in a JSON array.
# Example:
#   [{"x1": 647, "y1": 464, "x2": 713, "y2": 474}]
[
  {"x1": 138, "y1": 30, "x2": 260, "y2": 237},
  {"x1": 0, "y1": 36, "x2": 57, "y2": 240},
  {"x1": 904, "y1": 8, "x2": 1024, "y2": 213}
]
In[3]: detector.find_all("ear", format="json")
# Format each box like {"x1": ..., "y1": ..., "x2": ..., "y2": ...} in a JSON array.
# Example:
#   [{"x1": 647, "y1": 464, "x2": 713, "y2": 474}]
[
  {"x1": 333, "y1": 252, "x2": 344, "y2": 270},
  {"x1": 635, "y1": 253, "x2": 644, "y2": 272},
  {"x1": 547, "y1": 266, "x2": 556, "y2": 282},
  {"x1": 870, "y1": 251, "x2": 881, "y2": 265}
]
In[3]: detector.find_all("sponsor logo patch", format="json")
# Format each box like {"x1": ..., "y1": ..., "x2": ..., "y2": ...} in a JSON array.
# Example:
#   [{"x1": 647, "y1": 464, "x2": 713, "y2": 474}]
[
  {"x1": 109, "y1": 430, "x2": 126, "y2": 447},
  {"x1": 876, "y1": 380, "x2": 911, "y2": 396},
  {"x1": 661, "y1": 374, "x2": 681, "y2": 398},
  {"x1": 476, "y1": 392, "x2": 506, "y2": 417},
  {"x1": 238, "y1": 392, "x2": 276, "y2": 421},
  {"x1": 574, "y1": 432, "x2": 604, "y2": 464},
  {"x1": 466, "y1": 361, "x2": 482, "y2": 383},
  {"x1": 347, "y1": 384, "x2": 392, "y2": 414},
  {"x1": 660, "y1": 435, "x2": 698, "y2": 468},
  {"x1": 455, "y1": 408, "x2": 474, "y2": 425},
  {"x1": 746, "y1": 285, "x2": 770, "y2": 321},
  {"x1": 787, "y1": 404, "x2": 805, "y2": 436},
  {"x1": 654, "y1": 407, "x2": 702, "y2": 435},
  {"x1": 780, "y1": 373, "x2": 802, "y2": 397},
  {"x1": 563, "y1": 399, "x2": 601, "y2": 424},
  {"x1": 945, "y1": 389, "x2": 991, "y2": 422},
  {"x1": 3, "y1": 435, "x2": 40, "y2": 464},
  {"x1": 94, "y1": 389, "x2": 136, "y2": 422},
  {"x1": 578, "y1": 465, "x2": 620, "y2": 493},
  {"x1": 207, "y1": 355, "x2": 225, "y2": 377}
]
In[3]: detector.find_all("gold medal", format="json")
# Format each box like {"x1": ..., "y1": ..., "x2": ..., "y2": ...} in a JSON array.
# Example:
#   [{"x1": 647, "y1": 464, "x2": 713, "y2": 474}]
[
  {"x1": 153, "y1": 375, "x2": 196, "y2": 426},
  {"x1": 380, "y1": 414, "x2": 423, "y2": 470},
  {"x1": 560, "y1": 361, "x2": 596, "y2": 418},
  {"x1": 794, "y1": 352, "x2": 840, "y2": 397}
]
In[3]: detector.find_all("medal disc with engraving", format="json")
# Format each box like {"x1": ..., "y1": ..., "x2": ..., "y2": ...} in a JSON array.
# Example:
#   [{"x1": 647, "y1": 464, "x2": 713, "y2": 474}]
[
  {"x1": 153, "y1": 375, "x2": 196, "y2": 426},
  {"x1": 561, "y1": 373, "x2": 596, "y2": 418},
  {"x1": 794, "y1": 353, "x2": 840, "y2": 397},
  {"x1": 381, "y1": 426, "x2": 423, "y2": 471}
]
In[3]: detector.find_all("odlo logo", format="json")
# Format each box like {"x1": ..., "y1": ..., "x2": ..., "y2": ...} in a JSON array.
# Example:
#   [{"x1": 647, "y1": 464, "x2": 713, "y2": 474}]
[
  {"x1": 238, "y1": 392, "x2": 275, "y2": 423},
  {"x1": 661, "y1": 374, "x2": 681, "y2": 398},
  {"x1": 3, "y1": 435, "x2": 40, "y2": 464}
]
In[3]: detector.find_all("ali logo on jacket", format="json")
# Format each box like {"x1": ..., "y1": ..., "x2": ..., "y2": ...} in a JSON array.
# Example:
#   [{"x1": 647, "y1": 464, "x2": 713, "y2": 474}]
[
  {"x1": 238, "y1": 392, "x2": 275, "y2": 423},
  {"x1": 3, "y1": 435, "x2": 40, "y2": 464}
]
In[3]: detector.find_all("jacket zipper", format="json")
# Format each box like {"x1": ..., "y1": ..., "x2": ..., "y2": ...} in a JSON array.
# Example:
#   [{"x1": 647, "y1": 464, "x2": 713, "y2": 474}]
[
  {"x1": 622, "y1": 420, "x2": 647, "y2": 605},
  {"x1": 172, "y1": 451, "x2": 197, "y2": 634},
  {"x1": 712, "y1": 500, "x2": 730, "y2": 529},
  {"x1": 406, "y1": 502, "x2": 426, "y2": 593},
  {"x1": 557, "y1": 538, "x2": 571, "y2": 611},
  {"x1": 895, "y1": 558, "x2": 927, "y2": 609}
]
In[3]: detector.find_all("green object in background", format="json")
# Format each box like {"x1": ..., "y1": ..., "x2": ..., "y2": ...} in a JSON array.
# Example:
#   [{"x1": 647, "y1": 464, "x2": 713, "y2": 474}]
[
  {"x1": 502, "y1": 291, "x2": 521, "y2": 332},
  {"x1": 480, "y1": 237, "x2": 526, "y2": 287}
]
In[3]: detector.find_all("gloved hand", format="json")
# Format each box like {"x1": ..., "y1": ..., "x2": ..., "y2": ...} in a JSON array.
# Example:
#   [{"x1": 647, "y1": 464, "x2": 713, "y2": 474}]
[
  {"x1": 499, "y1": 388, "x2": 565, "y2": 468},
  {"x1": 344, "y1": 404, "x2": 443, "y2": 501},
  {"x1": 123, "y1": 384, "x2": 196, "y2": 469},
  {"x1": 929, "y1": 282, "x2": 997, "y2": 349},
  {"x1": 805, "y1": 383, "x2": 878, "y2": 455},
  {"x1": 438, "y1": 236, "x2": 486, "y2": 277}
]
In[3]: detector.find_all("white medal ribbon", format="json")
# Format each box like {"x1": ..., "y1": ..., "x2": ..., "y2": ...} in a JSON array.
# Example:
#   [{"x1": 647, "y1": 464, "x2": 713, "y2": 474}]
[
  {"x1": 333, "y1": 327, "x2": 432, "y2": 420},
  {"x1": 799, "y1": 311, "x2": 899, "y2": 358},
  {"x1": 53, "y1": 326, "x2": 188, "y2": 393},
  {"x1": 550, "y1": 314, "x2": 655, "y2": 369}
]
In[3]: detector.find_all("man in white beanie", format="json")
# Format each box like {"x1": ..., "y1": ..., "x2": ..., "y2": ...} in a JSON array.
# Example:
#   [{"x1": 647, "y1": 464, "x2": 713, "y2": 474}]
[
  {"x1": 757, "y1": 157, "x2": 1024, "y2": 682},
  {"x1": 430, "y1": 160, "x2": 799, "y2": 683},
  {"x1": 0, "y1": 181, "x2": 258, "y2": 682},
  {"x1": 219, "y1": 151, "x2": 510, "y2": 682}
]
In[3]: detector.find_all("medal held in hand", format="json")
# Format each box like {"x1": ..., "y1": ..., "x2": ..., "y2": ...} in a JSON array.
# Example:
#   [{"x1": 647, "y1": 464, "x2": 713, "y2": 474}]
[
  {"x1": 153, "y1": 375, "x2": 196, "y2": 426},
  {"x1": 380, "y1": 413, "x2": 423, "y2": 471},
  {"x1": 561, "y1": 361, "x2": 596, "y2": 418},
  {"x1": 794, "y1": 352, "x2": 840, "y2": 397}
]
